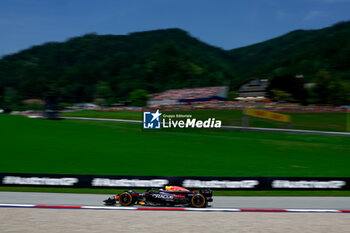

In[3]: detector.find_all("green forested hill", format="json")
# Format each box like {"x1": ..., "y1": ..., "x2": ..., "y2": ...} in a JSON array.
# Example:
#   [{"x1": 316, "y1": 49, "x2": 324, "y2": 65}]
[
  {"x1": 0, "y1": 21, "x2": 350, "y2": 106},
  {"x1": 0, "y1": 28, "x2": 235, "y2": 103},
  {"x1": 229, "y1": 21, "x2": 350, "y2": 81}
]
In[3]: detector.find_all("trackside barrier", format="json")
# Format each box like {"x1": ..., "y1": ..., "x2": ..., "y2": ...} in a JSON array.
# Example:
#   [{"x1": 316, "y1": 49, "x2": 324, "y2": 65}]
[{"x1": 1, "y1": 173, "x2": 350, "y2": 190}]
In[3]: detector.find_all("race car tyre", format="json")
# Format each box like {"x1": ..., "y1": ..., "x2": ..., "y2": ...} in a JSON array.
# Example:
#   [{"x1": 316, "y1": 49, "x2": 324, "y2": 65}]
[
  {"x1": 119, "y1": 192, "x2": 133, "y2": 206},
  {"x1": 191, "y1": 193, "x2": 206, "y2": 208}
]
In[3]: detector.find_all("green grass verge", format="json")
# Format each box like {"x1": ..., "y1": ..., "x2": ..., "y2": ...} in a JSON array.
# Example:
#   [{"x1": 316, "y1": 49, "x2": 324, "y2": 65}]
[
  {"x1": 62, "y1": 110, "x2": 349, "y2": 132},
  {"x1": 1, "y1": 186, "x2": 350, "y2": 196},
  {"x1": 1, "y1": 114, "x2": 349, "y2": 177}
]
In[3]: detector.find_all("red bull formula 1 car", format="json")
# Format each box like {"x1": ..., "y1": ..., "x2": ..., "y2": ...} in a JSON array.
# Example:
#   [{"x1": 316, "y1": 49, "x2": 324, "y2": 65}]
[{"x1": 104, "y1": 186, "x2": 213, "y2": 208}]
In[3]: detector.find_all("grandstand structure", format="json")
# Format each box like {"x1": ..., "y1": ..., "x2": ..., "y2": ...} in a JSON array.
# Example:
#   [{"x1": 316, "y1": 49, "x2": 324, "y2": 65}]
[
  {"x1": 237, "y1": 78, "x2": 269, "y2": 101},
  {"x1": 148, "y1": 86, "x2": 228, "y2": 106}
]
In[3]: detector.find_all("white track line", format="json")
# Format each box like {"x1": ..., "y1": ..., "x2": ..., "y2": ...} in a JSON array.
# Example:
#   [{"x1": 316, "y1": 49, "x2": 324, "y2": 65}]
[
  {"x1": 0, "y1": 204, "x2": 34, "y2": 207},
  {"x1": 0, "y1": 204, "x2": 349, "y2": 213},
  {"x1": 60, "y1": 116, "x2": 350, "y2": 137},
  {"x1": 82, "y1": 206, "x2": 137, "y2": 210},
  {"x1": 285, "y1": 209, "x2": 341, "y2": 213}
]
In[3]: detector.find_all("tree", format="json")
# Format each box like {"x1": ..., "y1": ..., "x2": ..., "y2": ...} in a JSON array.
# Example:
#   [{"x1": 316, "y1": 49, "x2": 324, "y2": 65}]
[
  {"x1": 268, "y1": 74, "x2": 306, "y2": 103},
  {"x1": 93, "y1": 81, "x2": 114, "y2": 106},
  {"x1": 228, "y1": 91, "x2": 238, "y2": 101},
  {"x1": 2, "y1": 87, "x2": 19, "y2": 112},
  {"x1": 313, "y1": 70, "x2": 332, "y2": 104},
  {"x1": 270, "y1": 89, "x2": 294, "y2": 102},
  {"x1": 129, "y1": 89, "x2": 148, "y2": 107},
  {"x1": 326, "y1": 80, "x2": 350, "y2": 105}
]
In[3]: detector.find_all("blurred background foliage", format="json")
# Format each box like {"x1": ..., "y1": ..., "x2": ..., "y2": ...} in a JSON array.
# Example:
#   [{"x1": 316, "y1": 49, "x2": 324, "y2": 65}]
[{"x1": 0, "y1": 22, "x2": 350, "y2": 110}]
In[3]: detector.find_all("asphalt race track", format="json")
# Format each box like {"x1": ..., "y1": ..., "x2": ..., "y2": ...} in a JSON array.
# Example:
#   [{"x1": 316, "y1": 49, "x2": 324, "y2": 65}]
[
  {"x1": 0, "y1": 191, "x2": 350, "y2": 209},
  {"x1": 1, "y1": 192, "x2": 350, "y2": 233}
]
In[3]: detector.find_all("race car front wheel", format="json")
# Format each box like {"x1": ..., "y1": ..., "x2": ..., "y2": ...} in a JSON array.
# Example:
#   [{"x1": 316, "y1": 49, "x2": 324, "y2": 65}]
[
  {"x1": 191, "y1": 194, "x2": 206, "y2": 208},
  {"x1": 119, "y1": 192, "x2": 133, "y2": 206}
]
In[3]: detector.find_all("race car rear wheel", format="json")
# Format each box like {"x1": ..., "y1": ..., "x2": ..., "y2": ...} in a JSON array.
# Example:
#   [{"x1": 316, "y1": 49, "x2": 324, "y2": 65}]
[
  {"x1": 191, "y1": 194, "x2": 206, "y2": 208},
  {"x1": 119, "y1": 192, "x2": 133, "y2": 206}
]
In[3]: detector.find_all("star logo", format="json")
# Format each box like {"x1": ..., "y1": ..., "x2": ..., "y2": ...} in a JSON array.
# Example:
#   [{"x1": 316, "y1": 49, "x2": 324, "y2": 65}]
[
  {"x1": 150, "y1": 109, "x2": 162, "y2": 122},
  {"x1": 143, "y1": 109, "x2": 162, "y2": 129}
]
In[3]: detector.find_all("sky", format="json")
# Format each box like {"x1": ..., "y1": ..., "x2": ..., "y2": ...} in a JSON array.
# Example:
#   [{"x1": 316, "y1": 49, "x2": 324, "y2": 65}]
[{"x1": 0, "y1": 0, "x2": 350, "y2": 57}]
